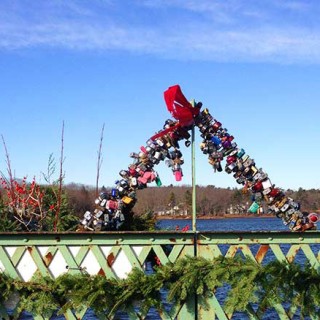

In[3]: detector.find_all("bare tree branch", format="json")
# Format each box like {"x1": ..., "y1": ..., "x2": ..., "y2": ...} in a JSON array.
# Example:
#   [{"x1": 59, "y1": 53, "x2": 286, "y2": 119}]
[
  {"x1": 41, "y1": 153, "x2": 56, "y2": 184},
  {"x1": 96, "y1": 123, "x2": 105, "y2": 197},
  {"x1": 1, "y1": 134, "x2": 16, "y2": 205},
  {"x1": 54, "y1": 121, "x2": 65, "y2": 232}
]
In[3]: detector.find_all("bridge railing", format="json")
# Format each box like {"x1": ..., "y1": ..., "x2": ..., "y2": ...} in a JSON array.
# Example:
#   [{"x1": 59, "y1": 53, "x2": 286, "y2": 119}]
[{"x1": 0, "y1": 231, "x2": 319, "y2": 319}]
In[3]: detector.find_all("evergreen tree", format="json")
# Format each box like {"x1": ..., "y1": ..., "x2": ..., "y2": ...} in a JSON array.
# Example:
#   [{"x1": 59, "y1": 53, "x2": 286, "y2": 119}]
[
  {"x1": 41, "y1": 186, "x2": 78, "y2": 231},
  {"x1": 168, "y1": 191, "x2": 176, "y2": 206}
]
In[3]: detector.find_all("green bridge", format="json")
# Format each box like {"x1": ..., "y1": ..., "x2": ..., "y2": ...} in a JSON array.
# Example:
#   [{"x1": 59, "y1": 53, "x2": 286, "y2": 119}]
[{"x1": 0, "y1": 230, "x2": 319, "y2": 319}]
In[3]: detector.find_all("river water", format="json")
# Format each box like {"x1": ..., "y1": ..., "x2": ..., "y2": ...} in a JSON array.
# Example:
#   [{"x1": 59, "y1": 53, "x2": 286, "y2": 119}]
[
  {"x1": 16, "y1": 217, "x2": 318, "y2": 319},
  {"x1": 157, "y1": 216, "x2": 290, "y2": 232}
]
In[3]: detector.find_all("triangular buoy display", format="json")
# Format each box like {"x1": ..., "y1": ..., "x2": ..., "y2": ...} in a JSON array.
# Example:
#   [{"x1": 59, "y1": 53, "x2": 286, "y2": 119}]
[{"x1": 80, "y1": 85, "x2": 318, "y2": 232}]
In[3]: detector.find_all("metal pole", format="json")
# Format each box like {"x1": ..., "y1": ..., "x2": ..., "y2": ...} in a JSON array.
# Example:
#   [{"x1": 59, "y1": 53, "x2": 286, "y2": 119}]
[
  {"x1": 190, "y1": 100, "x2": 198, "y2": 320},
  {"x1": 191, "y1": 101, "x2": 197, "y2": 233}
]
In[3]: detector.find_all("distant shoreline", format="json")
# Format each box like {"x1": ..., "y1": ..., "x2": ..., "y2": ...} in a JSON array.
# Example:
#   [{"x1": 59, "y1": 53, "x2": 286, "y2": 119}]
[{"x1": 156, "y1": 214, "x2": 275, "y2": 220}]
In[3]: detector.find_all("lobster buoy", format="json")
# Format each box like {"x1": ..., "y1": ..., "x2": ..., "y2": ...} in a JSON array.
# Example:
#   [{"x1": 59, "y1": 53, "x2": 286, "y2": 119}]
[{"x1": 308, "y1": 213, "x2": 319, "y2": 224}]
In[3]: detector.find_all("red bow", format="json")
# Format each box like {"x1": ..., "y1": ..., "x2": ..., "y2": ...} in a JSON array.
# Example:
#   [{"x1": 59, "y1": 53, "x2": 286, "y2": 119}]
[{"x1": 164, "y1": 85, "x2": 199, "y2": 126}]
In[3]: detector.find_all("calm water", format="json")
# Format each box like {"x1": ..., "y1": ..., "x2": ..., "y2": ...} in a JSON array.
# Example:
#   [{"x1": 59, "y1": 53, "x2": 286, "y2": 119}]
[
  {"x1": 16, "y1": 217, "x2": 318, "y2": 320},
  {"x1": 157, "y1": 216, "x2": 290, "y2": 232}
]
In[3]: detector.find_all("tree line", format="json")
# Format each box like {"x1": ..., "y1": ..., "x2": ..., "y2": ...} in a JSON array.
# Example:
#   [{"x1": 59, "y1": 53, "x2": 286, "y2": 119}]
[
  {"x1": 64, "y1": 184, "x2": 320, "y2": 217},
  {"x1": 1, "y1": 180, "x2": 319, "y2": 231}
]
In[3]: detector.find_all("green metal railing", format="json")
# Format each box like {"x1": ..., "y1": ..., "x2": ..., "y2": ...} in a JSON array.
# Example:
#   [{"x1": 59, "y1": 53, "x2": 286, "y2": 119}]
[{"x1": 0, "y1": 231, "x2": 319, "y2": 319}]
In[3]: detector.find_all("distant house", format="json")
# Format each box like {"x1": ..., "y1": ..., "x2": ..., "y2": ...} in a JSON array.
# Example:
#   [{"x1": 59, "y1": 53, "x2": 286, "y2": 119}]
[{"x1": 227, "y1": 204, "x2": 246, "y2": 214}]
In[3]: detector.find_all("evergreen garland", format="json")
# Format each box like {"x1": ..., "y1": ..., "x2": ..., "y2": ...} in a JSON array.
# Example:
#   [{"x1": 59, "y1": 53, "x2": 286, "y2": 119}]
[
  {"x1": 14, "y1": 274, "x2": 59, "y2": 318},
  {"x1": 256, "y1": 260, "x2": 320, "y2": 318},
  {"x1": 0, "y1": 272, "x2": 14, "y2": 304},
  {"x1": 0, "y1": 256, "x2": 319, "y2": 318},
  {"x1": 56, "y1": 273, "x2": 121, "y2": 316}
]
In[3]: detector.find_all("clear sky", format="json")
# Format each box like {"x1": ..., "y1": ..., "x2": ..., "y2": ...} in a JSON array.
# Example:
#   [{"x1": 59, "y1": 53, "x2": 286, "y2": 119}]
[{"x1": 0, "y1": 0, "x2": 320, "y2": 191}]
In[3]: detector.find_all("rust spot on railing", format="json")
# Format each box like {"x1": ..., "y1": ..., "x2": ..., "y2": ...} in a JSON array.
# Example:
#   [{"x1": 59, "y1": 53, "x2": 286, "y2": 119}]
[
  {"x1": 169, "y1": 238, "x2": 176, "y2": 242},
  {"x1": 98, "y1": 268, "x2": 105, "y2": 276},
  {"x1": 287, "y1": 247, "x2": 300, "y2": 263},
  {"x1": 255, "y1": 245, "x2": 269, "y2": 263},
  {"x1": 250, "y1": 238, "x2": 260, "y2": 243},
  {"x1": 107, "y1": 253, "x2": 115, "y2": 267},
  {"x1": 44, "y1": 252, "x2": 53, "y2": 266},
  {"x1": 227, "y1": 246, "x2": 238, "y2": 257}
]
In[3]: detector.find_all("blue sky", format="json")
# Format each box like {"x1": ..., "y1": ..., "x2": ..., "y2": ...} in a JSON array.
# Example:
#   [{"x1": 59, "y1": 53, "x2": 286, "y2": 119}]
[{"x1": 0, "y1": 0, "x2": 320, "y2": 190}]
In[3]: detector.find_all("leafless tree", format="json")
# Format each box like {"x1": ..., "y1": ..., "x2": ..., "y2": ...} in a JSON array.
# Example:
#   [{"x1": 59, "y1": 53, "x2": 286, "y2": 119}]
[
  {"x1": 54, "y1": 121, "x2": 65, "y2": 231},
  {"x1": 1, "y1": 135, "x2": 15, "y2": 202},
  {"x1": 96, "y1": 123, "x2": 105, "y2": 197}
]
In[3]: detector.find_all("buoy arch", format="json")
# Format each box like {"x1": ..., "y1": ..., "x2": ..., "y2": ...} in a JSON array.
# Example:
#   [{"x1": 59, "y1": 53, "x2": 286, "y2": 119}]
[{"x1": 81, "y1": 85, "x2": 318, "y2": 232}]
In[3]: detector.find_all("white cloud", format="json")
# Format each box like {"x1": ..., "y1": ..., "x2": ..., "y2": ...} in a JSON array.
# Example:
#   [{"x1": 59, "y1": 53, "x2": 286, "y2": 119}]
[
  {"x1": 273, "y1": 1, "x2": 310, "y2": 12},
  {"x1": 0, "y1": 0, "x2": 320, "y2": 64}
]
